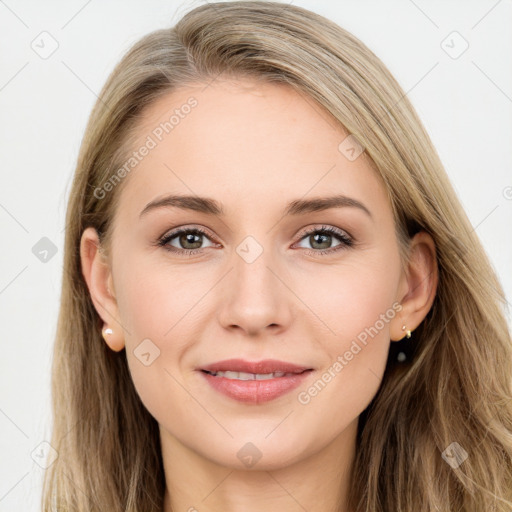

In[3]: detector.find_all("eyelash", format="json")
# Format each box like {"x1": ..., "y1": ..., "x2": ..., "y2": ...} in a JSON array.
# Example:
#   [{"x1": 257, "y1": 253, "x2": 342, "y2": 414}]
[{"x1": 156, "y1": 224, "x2": 354, "y2": 258}]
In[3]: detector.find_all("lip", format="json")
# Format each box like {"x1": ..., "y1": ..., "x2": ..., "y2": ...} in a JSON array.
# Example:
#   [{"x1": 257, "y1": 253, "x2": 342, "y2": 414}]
[
  {"x1": 199, "y1": 358, "x2": 312, "y2": 374},
  {"x1": 197, "y1": 359, "x2": 314, "y2": 404}
]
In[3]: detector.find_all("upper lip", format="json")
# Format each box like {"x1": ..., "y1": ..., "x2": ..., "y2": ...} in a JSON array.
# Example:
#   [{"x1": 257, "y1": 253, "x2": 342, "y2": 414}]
[{"x1": 199, "y1": 358, "x2": 312, "y2": 374}]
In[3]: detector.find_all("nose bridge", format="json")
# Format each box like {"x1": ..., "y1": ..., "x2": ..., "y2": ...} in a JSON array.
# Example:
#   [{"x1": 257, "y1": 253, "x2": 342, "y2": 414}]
[
  {"x1": 233, "y1": 234, "x2": 279, "y2": 303},
  {"x1": 217, "y1": 233, "x2": 291, "y2": 333}
]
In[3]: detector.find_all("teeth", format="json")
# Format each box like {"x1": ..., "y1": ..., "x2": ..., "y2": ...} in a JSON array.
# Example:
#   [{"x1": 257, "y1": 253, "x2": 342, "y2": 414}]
[
  {"x1": 256, "y1": 372, "x2": 286, "y2": 380},
  {"x1": 209, "y1": 370, "x2": 290, "y2": 380}
]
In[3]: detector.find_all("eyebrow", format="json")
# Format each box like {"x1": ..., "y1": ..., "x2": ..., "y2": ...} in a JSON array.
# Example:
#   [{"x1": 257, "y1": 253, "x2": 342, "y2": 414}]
[{"x1": 139, "y1": 194, "x2": 373, "y2": 220}]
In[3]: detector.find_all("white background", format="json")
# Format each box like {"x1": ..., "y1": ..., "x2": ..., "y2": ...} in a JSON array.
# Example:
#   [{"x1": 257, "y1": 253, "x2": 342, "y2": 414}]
[{"x1": 0, "y1": 0, "x2": 511, "y2": 509}]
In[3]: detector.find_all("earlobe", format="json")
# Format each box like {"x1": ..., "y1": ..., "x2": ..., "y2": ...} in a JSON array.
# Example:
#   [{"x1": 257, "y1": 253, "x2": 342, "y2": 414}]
[{"x1": 80, "y1": 227, "x2": 125, "y2": 352}]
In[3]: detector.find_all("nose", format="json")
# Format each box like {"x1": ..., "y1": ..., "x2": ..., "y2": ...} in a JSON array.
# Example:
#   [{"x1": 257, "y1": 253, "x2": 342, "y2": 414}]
[{"x1": 216, "y1": 243, "x2": 293, "y2": 336}]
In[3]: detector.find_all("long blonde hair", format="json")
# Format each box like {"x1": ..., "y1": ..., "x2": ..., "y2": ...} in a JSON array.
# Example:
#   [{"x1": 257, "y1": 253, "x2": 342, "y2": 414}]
[{"x1": 42, "y1": 2, "x2": 512, "y2": 510}]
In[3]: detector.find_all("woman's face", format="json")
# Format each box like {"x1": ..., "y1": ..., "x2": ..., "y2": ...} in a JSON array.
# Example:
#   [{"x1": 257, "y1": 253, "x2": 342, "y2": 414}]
[{"x1": 83, "y1": 78, "x2": 423, "y2": 471}]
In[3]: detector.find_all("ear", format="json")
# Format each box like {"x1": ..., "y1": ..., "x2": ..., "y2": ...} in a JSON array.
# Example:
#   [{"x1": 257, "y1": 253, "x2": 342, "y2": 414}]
[
  {"x1": 390, "y1": 231, "x2": 438, "y2": 342},
  {"x1": 80, "y1": 227, "x2": 125, "y2": 352}
]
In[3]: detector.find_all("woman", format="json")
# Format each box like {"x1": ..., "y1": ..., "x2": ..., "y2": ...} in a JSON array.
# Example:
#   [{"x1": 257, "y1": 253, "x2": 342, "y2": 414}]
[{"x1": 42, "y1": 1, "x2": 512, "y2": 511}]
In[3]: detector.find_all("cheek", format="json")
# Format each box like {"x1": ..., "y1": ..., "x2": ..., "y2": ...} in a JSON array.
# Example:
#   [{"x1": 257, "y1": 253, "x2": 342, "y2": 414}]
[
  {"x1": 113, "y1": 254, "x2": 212, "y2": 418},
  {"x1": 293, "y1": 257, "x2": 400, "y2": 409},
  {"x1": 299, "y1": 255, "x2": 400, "y2": 345},
  {"x1": 115, "y1": 253, "x2": 192, "y2": 339}
]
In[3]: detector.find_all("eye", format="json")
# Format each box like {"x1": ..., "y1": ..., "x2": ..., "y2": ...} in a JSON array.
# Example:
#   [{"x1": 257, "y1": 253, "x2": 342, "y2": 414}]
[
  {"x1": 156, "y1": 224, "x2": 354, "y2": 258},
  {"x1": 294, "y1": 225, "x2": 353, "y2": 256},
  {"x1": 157, "y1": 226, "x2": 218, "y2": 256}
]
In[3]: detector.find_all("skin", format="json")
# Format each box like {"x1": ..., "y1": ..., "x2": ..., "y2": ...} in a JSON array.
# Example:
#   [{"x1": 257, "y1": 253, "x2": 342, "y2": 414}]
[{"x1": 80, "y1": 78, "x2": 438, "y2": 512}]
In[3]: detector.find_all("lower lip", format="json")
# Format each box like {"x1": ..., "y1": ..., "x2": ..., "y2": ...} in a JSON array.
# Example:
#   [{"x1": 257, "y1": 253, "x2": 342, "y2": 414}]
[{"x1": 200, "y1": 370, "x2": 313, "y2": 404}]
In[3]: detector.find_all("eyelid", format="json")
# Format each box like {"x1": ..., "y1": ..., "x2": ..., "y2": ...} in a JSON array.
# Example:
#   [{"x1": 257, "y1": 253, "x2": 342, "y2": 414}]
[
  {"x1": 160, "y1": 224, "x2": 216, "y2": 240},
  {"x1": 295, "y1": 224, "x2": 353, "y2": 241}
]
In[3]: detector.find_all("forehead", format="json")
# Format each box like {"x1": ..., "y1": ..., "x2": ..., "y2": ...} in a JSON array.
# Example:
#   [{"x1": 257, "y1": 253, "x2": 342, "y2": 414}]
[{"x1": 116, "y1": 78, "x2": 388, "y2": 219}]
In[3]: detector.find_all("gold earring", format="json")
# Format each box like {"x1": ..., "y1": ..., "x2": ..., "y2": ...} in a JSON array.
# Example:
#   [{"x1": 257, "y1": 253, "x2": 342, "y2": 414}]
[{"x1": 401, "y1": 325, "x2": 412, "y2": 339}]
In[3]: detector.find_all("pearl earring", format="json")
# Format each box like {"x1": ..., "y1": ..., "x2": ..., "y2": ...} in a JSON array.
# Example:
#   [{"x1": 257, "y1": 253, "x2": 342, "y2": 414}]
[{"x1": 103, "y1": 327, "x2": 113, "y2": 338}]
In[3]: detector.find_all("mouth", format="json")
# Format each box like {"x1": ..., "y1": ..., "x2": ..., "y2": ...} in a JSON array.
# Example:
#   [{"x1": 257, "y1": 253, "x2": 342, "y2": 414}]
[{"x1": 197, "y1": 359, "x2": 314, "y2": 404}]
